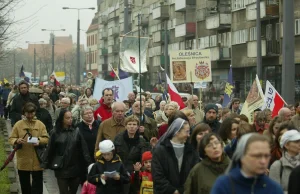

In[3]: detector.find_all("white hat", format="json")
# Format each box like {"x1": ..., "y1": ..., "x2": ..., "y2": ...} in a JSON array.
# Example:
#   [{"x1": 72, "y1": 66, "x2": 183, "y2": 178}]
[
  {"x1": 59, "y1": 92, "x2": 66, "y2": 96},
  {"x1": 280, "y1": 130, "x2": 300, "y2": 148},
  {"x1": 61, "y1": 97, "x2": 70, "y2": 104},
  {"x1": 99, "y1": 140, "x2": 115, "y2": 153}
]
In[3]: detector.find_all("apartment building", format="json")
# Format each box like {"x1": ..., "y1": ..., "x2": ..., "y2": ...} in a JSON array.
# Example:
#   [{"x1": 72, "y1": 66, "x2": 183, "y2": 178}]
[
  {"x1": 86, "y1": 14, "x2": 99, "y2": 76},
  {"x1": 96, "y1": 0, "x2": 300, "y2": 101}
]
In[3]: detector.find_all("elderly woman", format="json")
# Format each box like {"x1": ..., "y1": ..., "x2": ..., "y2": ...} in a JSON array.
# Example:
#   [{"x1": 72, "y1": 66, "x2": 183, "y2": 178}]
[
  {"x1": 184, "y1": 133, "x2": 230, "y2": 194},
  {"x1": 9, "y1": 102, "x2": 49, "y2": 194},
  {"x1": 211, "y1": 133, "x2": 283, "y2": 194},
  {"x1": 158, "y1": 101, "x2": 180, "y2": 138},
  {"x1": 77, "y1": 106, "x2": 100, "y2": 184},
  {"x1": 44, "y1": 110, "x2": 91, "y2": 194},
  {"x1": 154, "y1": 101, "x2": 167, "y2": 125},
  {"x1": 113, "y1": 115, "x2": 150, "y2": 194},
  {"x1": 152, "y1": 118, "x2": 198, "y2": 194},
  {"x1": 269, "y1": 130, "x2": 300, "y2": 194}
]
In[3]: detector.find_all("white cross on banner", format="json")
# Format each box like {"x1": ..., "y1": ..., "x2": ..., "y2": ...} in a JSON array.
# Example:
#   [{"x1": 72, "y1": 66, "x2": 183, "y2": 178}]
[{"x1": 93, "y1": 77, "x2": 133, "y2": 102}]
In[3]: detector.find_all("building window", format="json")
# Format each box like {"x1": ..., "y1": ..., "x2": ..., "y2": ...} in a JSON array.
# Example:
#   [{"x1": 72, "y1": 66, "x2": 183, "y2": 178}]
[
  {"x1": 276, "y1": 23, "x2": 280, "y2": 41},
  {"x1": 232, "y1": 0, "x2": 256, "y2": 11},
  {"x1": 232, "y1": 29, "x2": 248, "y2": 45},
  {"x1": 199, "y1": 36, "x2": 210, "y2": 49},
  {"x1": 249, "y1": 27, "x2": 257, "y2": 41},
  {"x1": 296, "y1": 19, "x2": 300, "y2": 35},
  {"x1": 266, "y1": 24, "x2": 272, "y2": 41},
  {"x1": 210, "y1": 35, "x2": 217, "y2": 47}
]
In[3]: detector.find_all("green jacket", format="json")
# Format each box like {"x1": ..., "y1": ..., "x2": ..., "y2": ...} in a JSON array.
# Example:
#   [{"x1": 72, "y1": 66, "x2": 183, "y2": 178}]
[{"x1": 184, "y1": 155, "x2": 230, "y2": 194}]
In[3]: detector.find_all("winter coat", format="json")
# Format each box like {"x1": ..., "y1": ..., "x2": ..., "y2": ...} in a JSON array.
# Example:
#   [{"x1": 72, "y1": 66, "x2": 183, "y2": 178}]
[
  {"x1": 88, "y1": 155, "x2": 130, "y2": 194},
  {"x1": 77, "y1": 120, "x2": 100, "y2": 163},
  {"x1": 93, "y1": 98, "x2": 112, "y2": 121},
  {"x1": 151, "y1": 138, "x2": 199, "y2": 194},
  {"x1": 211, "y1": 167, "x2": 284, "y2": 194},
  {"x1": 36, "y1": 108, "x2": 53, "y2": 133},
  {"x1": 9, "y1": 119, "x2": 49, "y2": 171},
  {"x1": 202, "y1": 117, "x2": 221, "y2": 133},
  {"x1": 45, "y1": 127, "x2": 92, "y2": 178},
  {"x1": 94, "y1": 117, "x2": 126, "y2": 155},
  {"x1": 0, "y1": 87, "x2": 11, "y2": 100},
  {"x1": 184, "y1": 155, "x2": 230, "y2": 194},
  {"x1": 288, "y1": 165, "x2": 300, "y2": 194},
  {"x1": 10, "y1": 92, "x2": 40, "y2": 126},
  {"x1": 114, "y1": 131, "x2": 150, "y2": 173},
  {"x1": 269, "y1": 153, "x2": 300, "y2": 193},
  {"x1": 140, "y1": 114, "x2": 158, "y2": 141}
]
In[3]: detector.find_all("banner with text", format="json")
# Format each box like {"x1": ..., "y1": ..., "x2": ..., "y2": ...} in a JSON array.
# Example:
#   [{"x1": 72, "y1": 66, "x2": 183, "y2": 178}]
[
  {"x1": 241, "y1": 75, "x2": 265, "y2": 124},
  {"x1": 170, "y1": 49, "x2": 212, "y2": 83},
  {"x1": 93, "y1": 76, "x2": 133, "y2": 102}
]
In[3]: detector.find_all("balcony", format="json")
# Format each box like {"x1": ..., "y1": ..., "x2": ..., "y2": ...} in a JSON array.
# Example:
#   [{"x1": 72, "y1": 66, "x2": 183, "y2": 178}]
[
  {"x1": 100, "y1": 15, "x2": 108, "y2": 24},
  {"x1": 134, "y1": 15, "x2": 149, "y2": 26},
  {"x1": 210, "y1": 47, "x2": 231, "y2": 61},
  {"x1": 113, "y1": 44, "x2": 120, "y2": 53},
  {"x1": 152, "y1": 5, "x2": 169, "y2": 20},
  {"x1": 246, "y1": 1, "x2": 279, "y2": 21},
  {"x1": 100, "y1": 31, "x2": 108, "y2": 40},
  {"x1": 152, "y1": 30, "x2": 169, "y2": 43},
  {"x1": 205, "y1": 13, "x2": 231, "y2": 30},
  {"x1": 108, "y1": 27, "x2": 119, "y2": 37},
  {"x1": 175, "y1": 0, "x2": 196, "y2": 12},
  {"x1": 175, "y1": 22, "x2": 196, "y2": 38},
  {"x1": 101, "y1": 48, "x2": 108, "y2": 55}
]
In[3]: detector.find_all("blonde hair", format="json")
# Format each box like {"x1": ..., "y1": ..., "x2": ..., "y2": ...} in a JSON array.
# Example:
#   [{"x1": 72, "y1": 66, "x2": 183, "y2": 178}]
[
  {"x1": 168, "y1": 101, "x2": 179, "y2": 110},
  {"x1": 181, "y1": 109, "x2": 194, "y2": 117}
]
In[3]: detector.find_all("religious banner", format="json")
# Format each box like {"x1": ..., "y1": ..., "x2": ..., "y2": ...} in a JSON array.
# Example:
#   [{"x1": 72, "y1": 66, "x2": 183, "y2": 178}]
[
  {"x1": 93, "y1": 76, "x2": 133, "y2": 102},
  {"x1": 241, "y1": 75, "x2": 265, "y2": 124},
  {"x1": 170, "y1": 49, "x2": 212, "y2": 83},
  {"x1": 119, "y1": 36, "x2": 149, "y2": 73}
]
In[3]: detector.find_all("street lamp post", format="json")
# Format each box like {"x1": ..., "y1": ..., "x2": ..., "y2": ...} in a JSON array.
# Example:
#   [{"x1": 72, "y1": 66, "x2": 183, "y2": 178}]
[
  {"x1": 41, "y1": 29, "x2": 66, "y2": 73},
  {"x1": 25, "y1": 41, "x2": 44, "y2": 82},
  {"x1": 62, "y1": 7, "x2": 95, "y2": 85}
]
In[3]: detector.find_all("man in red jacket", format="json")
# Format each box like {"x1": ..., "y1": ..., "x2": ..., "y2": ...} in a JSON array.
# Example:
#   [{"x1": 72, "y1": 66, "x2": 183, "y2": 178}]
[{"x1": 94, "y1": 88, "x2": 113, "y2": 121}]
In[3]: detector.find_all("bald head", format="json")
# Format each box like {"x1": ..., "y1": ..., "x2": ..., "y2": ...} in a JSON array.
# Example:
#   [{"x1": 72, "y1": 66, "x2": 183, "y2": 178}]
[
  {"x1": 128, "y1": 92, "x2": 135, "y2": 101},
  {"x1": 278, "y1": 107, "x2": 292, "y2": 121}
]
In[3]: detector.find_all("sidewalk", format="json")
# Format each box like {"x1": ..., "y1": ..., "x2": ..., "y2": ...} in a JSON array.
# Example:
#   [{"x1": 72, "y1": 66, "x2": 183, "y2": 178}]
[{"x1": 6, "y1": 120, "x2": 81, "y2": 194}]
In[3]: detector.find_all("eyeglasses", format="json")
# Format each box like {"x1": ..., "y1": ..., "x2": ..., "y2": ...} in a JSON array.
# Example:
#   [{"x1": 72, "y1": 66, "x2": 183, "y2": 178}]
[
  {"x1": 248, "y1": 153, "x2": 271, "y2": 160},
  {"x1": 206, "y1": 140, "x2": 221, "y2": 148}
]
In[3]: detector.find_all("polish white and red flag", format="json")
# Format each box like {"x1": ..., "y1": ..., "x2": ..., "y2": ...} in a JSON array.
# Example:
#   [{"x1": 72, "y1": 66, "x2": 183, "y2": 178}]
[
  {"x1": 264, "y1": 81, "x2": 286, "y2": 117},
  {"x1": 166, "y1": 74, "x2": 185, "y2": 110}
]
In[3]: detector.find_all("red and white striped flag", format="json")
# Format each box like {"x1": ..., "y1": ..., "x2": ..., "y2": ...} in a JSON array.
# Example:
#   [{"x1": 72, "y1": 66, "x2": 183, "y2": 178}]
[
  {"x1": 264, "y1": 81, "x2": 286, "y2": 117},
  {"x1": 166, "y1": 74, "x2": 185, "y2": 110}
]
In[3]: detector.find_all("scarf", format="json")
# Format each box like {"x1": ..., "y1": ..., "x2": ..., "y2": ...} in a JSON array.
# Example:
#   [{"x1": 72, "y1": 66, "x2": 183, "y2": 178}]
[
  {"x1": 284, "y1": 152, "x2": 300, "y2": 167},
  {"x1": 82, "y1": 118, "x2": 95, "y2": 130},
  {"x1": 202, "y1": 153, "x2": 230, "y2": 175}
]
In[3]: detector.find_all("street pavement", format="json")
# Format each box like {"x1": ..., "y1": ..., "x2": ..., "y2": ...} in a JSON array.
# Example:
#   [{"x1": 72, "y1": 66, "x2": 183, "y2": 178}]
[{"x1": 5, "y1": 120, "x2": 81, "y2": 194}]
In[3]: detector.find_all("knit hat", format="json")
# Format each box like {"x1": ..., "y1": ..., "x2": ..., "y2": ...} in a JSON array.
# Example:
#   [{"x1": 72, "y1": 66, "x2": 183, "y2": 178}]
[
  {"x1": 280, "y1": 130, "x2": 300, "y2": 149},
  {"x1": 142, "y1": 151, "x2": 152, "y2": 163},
  {"x1": 204, "y1": 103, "x2": 218, "y2": 114},
  {"x1": 99, "y1": 140, "x2": 115, "y2": 153}
]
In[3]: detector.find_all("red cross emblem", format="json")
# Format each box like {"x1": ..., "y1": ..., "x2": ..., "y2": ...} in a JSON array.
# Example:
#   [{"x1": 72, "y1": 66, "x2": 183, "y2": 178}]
[{"x1": 130, "y1": 57, "x2": 136, "y2": 64}]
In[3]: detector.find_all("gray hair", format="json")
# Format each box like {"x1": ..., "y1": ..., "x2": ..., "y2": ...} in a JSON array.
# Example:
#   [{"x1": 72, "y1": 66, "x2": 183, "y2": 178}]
[
  {"x1": 81, "y1": 106, "x2": 94, "y2": 117},
  {"x1": 38, "y1": 98, "x2": 47, "y2": 104},
  {"x1": 160, "y1": 101, "x2": 166, "y2": 106},
  {"x1": 278, "y1": 107, "x2": 290, "y2": 117},
  {"x1": 111, "y1": 102, "x2": 126, "y2": 112}
]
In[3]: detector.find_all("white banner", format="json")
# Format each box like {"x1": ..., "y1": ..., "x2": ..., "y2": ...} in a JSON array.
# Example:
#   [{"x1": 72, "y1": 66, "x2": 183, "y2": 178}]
[
  {"x1": 119, "y1": 36, "x2": 149, "y2": 73},
  {"x1": 93, "y1": 77, "x2": 133, "y2": 102}
]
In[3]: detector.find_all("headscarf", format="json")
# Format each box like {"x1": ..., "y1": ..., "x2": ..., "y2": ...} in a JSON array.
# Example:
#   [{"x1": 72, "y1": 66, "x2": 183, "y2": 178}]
[
  {"x1": 225, "y1": 133, "x2": 254, "y2": 174},
  {"x1": 157, "y1": 118, "x2": 186, "y2": 146}
]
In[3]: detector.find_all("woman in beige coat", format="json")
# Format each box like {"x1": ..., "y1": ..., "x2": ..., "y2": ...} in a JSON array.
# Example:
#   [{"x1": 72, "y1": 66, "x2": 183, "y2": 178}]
[{"x1": 9, "y1": 102, "x2": 49, "y2": 194}]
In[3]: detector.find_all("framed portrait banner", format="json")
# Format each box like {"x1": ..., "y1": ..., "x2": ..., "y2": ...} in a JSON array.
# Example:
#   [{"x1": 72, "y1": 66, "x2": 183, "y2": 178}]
[{"x1": 169, "y1": 49, "x2": 212, "y2": 83}]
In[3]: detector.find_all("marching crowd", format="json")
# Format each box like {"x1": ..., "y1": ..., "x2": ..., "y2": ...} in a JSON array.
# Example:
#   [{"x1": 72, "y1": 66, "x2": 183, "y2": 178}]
[{"x1": 0, "y1": 81, "x2": 300, "y2": 194}]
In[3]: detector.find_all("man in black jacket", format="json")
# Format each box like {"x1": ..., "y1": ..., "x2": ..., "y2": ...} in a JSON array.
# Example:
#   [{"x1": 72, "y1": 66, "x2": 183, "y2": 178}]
[
  {"x1": 10, "y1": 81, "x2": 40, "y2": 126},
  {"x1": 288, "y1": 165, "x2": 300, "y2": 194},
  {"x1": 202, "y1": 104, "x2": 221, "y2": 133}
]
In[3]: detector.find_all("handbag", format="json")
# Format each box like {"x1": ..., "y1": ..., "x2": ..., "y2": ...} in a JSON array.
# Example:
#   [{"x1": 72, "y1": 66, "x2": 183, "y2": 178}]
[
  {"x1": 34, "y1": 145, "x2": 47, "y2": 163},
  {"x1": 50, "y1": 155, "x2": 64, "y2": 170}
]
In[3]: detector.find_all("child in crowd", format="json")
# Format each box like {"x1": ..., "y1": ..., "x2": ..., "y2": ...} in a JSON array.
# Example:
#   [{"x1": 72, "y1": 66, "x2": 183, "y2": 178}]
[
  {"x1": 132, "y1": 151, "x2": 153, "y2": 194},
  {"x1": 81, "y1": 164, "x2": 96, "y2": 194},
  {"x1": 88, "y1": 140, "x2": 130, "y2": 194}
]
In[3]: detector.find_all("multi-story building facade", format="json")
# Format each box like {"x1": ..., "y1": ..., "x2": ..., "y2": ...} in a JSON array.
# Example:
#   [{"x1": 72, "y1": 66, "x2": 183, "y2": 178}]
[
  {"x1": 96, "y1": 0, "x2": 300, "y2": 101},
  {"x1": 86, "y1": 14, "x2": 99, "y2": 77}
]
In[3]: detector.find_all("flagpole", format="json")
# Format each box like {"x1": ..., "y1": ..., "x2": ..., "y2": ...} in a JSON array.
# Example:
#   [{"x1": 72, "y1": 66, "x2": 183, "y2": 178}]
[{"x1": 138, "y1": 13, "x2": 142, "y2": 124}]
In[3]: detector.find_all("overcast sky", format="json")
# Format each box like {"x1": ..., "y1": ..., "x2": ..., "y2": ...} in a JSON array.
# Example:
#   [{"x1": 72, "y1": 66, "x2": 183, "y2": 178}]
[{"x1": 10, "y1": 0, "x2": 97, "y2": 50}]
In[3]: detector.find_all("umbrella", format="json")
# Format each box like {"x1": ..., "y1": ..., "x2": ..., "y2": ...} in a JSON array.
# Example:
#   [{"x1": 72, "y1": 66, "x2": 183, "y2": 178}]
[{"x1": 0, "y1": 131, "x2": 31, "y2": 171}]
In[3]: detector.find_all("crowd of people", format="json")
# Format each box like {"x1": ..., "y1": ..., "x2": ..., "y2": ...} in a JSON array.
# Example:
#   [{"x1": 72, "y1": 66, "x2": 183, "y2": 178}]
[{"x1": 0, "y1": 81, "x2": 300, "y2": 194}]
